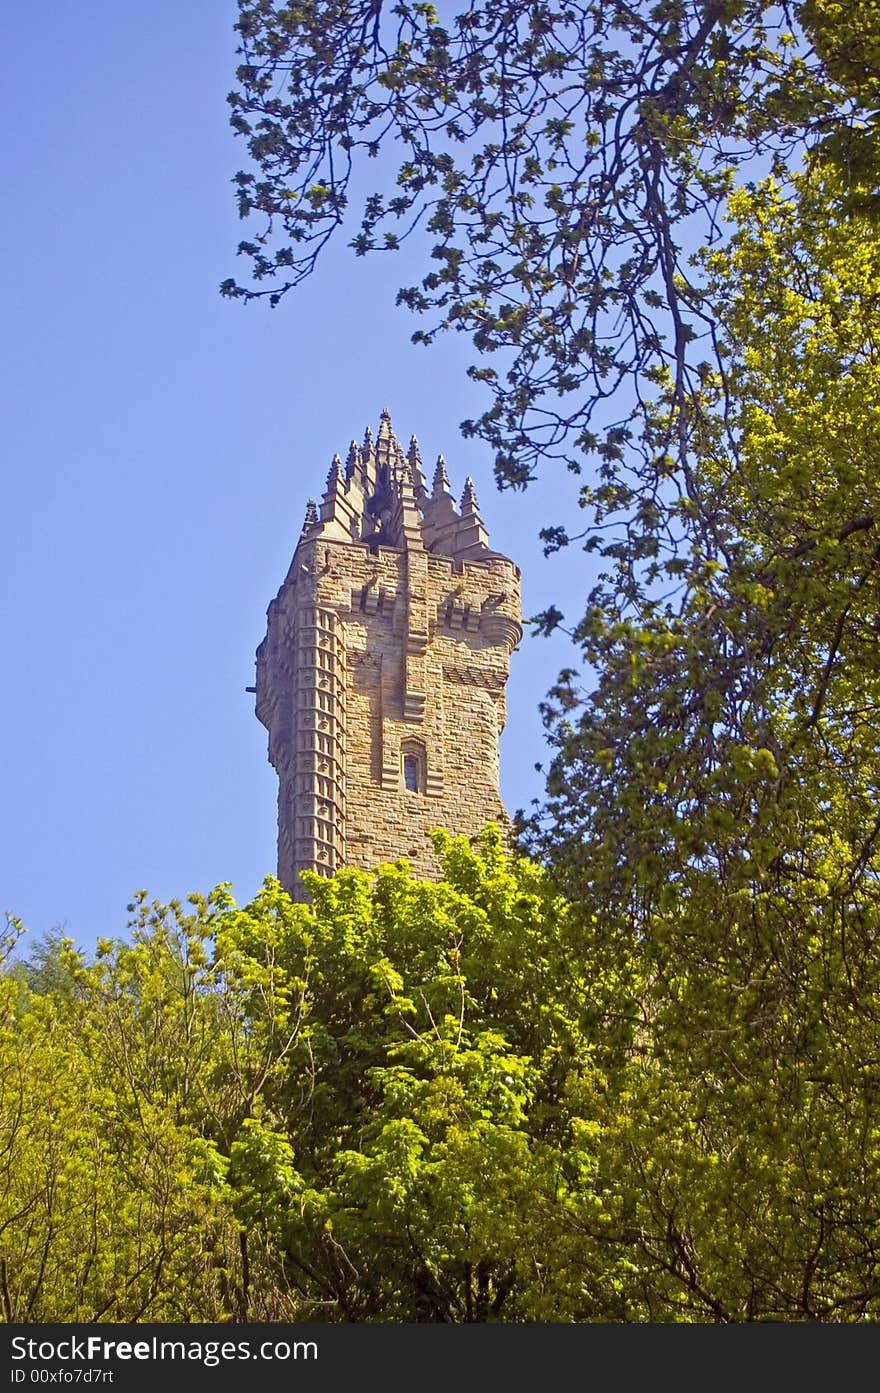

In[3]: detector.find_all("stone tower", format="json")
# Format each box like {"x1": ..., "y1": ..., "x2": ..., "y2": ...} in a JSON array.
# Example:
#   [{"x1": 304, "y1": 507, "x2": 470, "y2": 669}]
[{"x1": 254, "y1": 410, "x2": 522, "y2": 897}]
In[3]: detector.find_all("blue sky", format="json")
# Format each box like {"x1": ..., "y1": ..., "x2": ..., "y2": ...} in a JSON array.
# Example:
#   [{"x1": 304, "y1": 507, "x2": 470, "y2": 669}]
[{"x1": 2, "y1": 1, "x2": 589, "y2": 950}]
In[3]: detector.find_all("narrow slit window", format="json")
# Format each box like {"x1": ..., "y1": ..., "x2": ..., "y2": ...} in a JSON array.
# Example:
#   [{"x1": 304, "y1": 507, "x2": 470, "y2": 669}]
[{"x1": 401, "y1": 741, "x2": 426, "y2": 794}]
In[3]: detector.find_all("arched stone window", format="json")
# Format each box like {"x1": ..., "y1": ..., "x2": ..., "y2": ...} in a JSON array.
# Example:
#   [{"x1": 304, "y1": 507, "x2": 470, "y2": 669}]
[{"x1": 400, "y1": 739, "x2": 427, "y2": 794}]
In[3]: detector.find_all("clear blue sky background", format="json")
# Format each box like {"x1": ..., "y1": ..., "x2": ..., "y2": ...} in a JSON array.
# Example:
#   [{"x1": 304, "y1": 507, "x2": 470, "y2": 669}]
[{"x1": 2, "y1": 1, "x2": 589, "y2": 951}]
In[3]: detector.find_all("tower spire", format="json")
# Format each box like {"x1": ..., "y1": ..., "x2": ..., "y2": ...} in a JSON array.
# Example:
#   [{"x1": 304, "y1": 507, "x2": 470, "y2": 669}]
[
  {"x1": 460, "y1": 476, "x2": 480, "y2": 515},
  {"x1": 454, "y1": 475, "x2": 490, "y2": 555},
  {"x1": 432, "y1": 455, "x2": 451, "y2": 498},
  {"x1": 386, "y1": 435, "x2": 423, "y2": 550},
  {"x1": 361, "y1": 425, "x2": 376, "y2": 490},
  {"x1": 324, "y1": 452, "x2": 344, "y2": 497},
  {"x1": 408, "y1": 434, "x2": 428, "y2": 501},
  {"x1": 375, "y1": 407, "x2": 397, "y2": 475}
]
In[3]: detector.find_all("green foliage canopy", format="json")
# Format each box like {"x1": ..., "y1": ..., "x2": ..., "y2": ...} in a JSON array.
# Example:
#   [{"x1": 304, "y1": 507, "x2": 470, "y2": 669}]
[{"x1": 4, "y1": 828, "x2": 880, "y2": 1321}]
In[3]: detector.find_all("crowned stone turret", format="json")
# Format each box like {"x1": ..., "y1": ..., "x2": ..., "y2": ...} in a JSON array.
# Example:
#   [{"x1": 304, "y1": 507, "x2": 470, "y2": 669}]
[{"x1": 254, "y1": 410, "x2": 522, "y2": 899}]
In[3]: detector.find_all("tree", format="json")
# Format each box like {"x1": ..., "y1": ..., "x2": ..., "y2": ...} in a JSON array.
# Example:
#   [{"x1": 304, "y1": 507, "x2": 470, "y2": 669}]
[
  {"x1": 221, "y1": 0, "x2": 880, "y2": 857},
  {"x1": 2, "y1": 835, "x2": 618, "y2": 1322},
  {"x1": 517, "y1": 152, "x2": 880, "y2": 1316},
  {"x1": 0, "y1": 992, "x2": 241, "y2": 1321},
  {"x1": 223, "y1": 1, "x2": 870, "y2": 491},
  {"x1": 7, "y1": 823, "x2": 880, "y2": 1318},
  {"x1": 529, "y1": 148, "x2": 880, "y2": 892},
  {"x1": 0, "y1": 896, "x2": 257, "y2": 1321},
  {"x1": 212, "y1": 829, "x2": 613, "y2": 1321},
  {"x1": 219, "y1": 5, "x2": 880, "y2": 1315}
]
